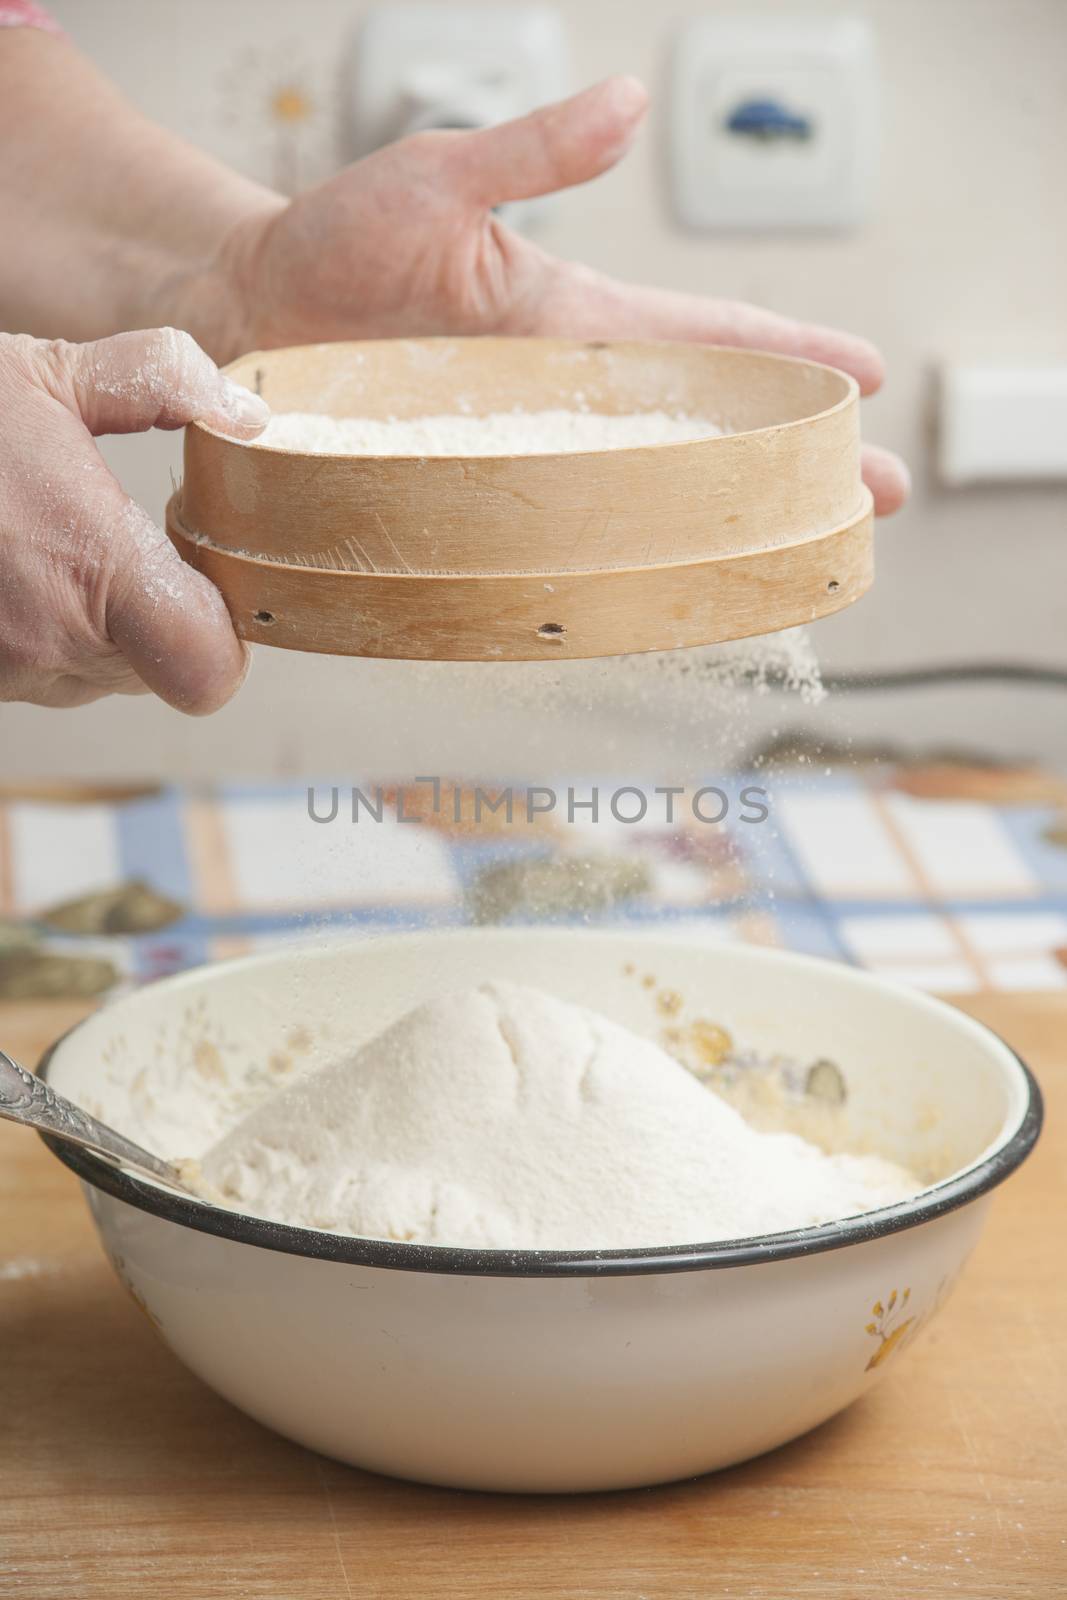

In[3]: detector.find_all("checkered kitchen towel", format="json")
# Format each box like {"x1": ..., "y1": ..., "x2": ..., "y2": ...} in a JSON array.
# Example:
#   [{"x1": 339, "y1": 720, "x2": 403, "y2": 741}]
[{"x1": 2, "y1": 768, "x2": 1066, "y2": 995}]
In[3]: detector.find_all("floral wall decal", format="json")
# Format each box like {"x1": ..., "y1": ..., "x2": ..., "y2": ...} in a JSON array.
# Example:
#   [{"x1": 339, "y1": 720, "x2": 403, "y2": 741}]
[{"x1": 216, "y1": 44, "x2": 338, "y2": 194}]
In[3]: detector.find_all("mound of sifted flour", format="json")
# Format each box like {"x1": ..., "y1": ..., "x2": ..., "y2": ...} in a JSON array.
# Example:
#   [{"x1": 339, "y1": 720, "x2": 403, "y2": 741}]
[
  {"x1": 252, "y1": 409, "x2": 721, "y2": 456},
  {"x1": 199, "y1": 982, "x2": 918, "y2": 1249}
]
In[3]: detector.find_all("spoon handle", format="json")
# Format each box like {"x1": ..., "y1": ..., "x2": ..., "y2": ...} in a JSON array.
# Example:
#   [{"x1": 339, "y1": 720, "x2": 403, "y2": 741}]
[{"x1": 0, "y1": 1048, "x2": 188, "y2": 1191}]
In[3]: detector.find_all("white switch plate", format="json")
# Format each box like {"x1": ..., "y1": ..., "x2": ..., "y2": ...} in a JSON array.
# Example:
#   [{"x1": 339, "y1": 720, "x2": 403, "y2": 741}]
[
  {"x1": 669, "y1": 16, "x2": 878, "y2": 231},
  {"x1": 347, "y1": 3, "x2": 568, "y2": 228},
  {"x1": 940, "y1": 366, "x2": 1067, "y2": 485}
]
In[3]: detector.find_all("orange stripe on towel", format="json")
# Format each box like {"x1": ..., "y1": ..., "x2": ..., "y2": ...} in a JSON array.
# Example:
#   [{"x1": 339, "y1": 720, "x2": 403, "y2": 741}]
[
  {"x1": 869, "y1": 788, "x2": 993, "y2": 991},
  {"x1": 183, "y1": 793, "x2": 238, "y2": 916}
]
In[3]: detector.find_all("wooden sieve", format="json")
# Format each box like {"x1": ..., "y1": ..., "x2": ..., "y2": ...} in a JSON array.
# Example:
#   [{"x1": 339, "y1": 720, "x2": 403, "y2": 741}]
[{"x1": 165, "y1": 337, "x2": 873, "y2": 661}]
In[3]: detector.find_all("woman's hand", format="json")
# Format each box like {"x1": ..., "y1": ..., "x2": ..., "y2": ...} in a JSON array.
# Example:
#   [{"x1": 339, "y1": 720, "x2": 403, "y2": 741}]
[
  {"x1": 216, "y1": 77, "x2": 909, "y2": 515},
  {"x1": 0, "y1": 39, "x2": 907, "y2": 516},
  {"x1": 0, "y1": 328, "x2": 267, "y2": 711}
]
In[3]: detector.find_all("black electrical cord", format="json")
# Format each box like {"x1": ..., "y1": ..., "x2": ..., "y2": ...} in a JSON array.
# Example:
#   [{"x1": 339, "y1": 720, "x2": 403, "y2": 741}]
[{"x1": 820, "y1": 661, "x2": 1067, "y2": 692}]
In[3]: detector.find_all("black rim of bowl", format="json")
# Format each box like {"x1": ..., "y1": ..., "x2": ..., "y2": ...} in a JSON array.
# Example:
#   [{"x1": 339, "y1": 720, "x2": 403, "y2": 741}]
[{"x1": 35, "y1": 1027, "x2": 1043, "y2": 1279}]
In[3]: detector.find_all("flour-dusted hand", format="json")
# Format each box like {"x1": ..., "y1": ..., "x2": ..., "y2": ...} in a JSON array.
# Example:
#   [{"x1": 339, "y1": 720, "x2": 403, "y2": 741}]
[
  {"x1": 214, "y1": 77, "x2": 909, "y2": 515},
  {"x1": 0, "y1": 328, "x2": 268, "y2": 710}
]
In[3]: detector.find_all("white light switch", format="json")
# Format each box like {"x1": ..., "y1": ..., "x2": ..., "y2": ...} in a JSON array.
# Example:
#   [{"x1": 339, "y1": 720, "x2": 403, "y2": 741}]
[
  {"x1": 669, "y1": 16, "x2": 878, "y2": 231},
  {"x1": 347, "y1": 4, "x2": 568, "y2": 230},
  {"x1": 939, "y1": 366, "x2": 1067, "y2": 485}
]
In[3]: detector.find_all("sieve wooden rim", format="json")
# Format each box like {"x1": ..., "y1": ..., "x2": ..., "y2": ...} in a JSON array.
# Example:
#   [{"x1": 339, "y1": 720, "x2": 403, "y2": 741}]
[
  {"x1": 171, "y1": 337, "x2": 873, "y2": 659},
  {"x1": 167, "y1": 489, "x2": 873, "y2": 663}
]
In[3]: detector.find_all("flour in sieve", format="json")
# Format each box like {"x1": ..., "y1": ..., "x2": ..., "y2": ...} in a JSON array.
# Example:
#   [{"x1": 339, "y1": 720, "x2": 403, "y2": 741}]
[{"x1": 251, "y1": 409, "x2": 721, "y2": 455}]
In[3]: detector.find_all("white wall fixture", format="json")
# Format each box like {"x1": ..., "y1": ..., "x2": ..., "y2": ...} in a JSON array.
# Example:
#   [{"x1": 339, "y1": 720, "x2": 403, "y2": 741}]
[
  {"x1": 347, "y1": 3, "x2": 568, "y2": 230},
  {"x1": 939, "y1": 366, "x2": 1067, "y2": 486},
  {"x1": 669, "y1": 15, "x2": 878, "y2": 231}
]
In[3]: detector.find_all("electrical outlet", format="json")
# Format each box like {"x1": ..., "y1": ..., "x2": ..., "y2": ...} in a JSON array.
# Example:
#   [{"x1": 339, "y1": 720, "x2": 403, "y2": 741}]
[
  {"x1": 940, "y1": 366, "x2": 1067, "y2": 485},
  {"x1": 347, "y1": 3, "x2": 569, "y2": 229},
  {"x1": 670, "y1": 16, "x2": 878, "y2": 231}
]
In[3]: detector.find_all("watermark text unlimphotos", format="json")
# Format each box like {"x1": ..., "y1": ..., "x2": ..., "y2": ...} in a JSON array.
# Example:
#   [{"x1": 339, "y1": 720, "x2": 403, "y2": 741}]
[{"x1": 307, "y1": 779, "x2": 770, "y2": 827}]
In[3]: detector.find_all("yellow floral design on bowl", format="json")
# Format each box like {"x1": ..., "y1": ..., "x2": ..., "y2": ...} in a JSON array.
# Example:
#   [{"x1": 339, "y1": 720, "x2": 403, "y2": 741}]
[{"x1": 865, "y1": 1287, "x2": 914, "y2": 1370}]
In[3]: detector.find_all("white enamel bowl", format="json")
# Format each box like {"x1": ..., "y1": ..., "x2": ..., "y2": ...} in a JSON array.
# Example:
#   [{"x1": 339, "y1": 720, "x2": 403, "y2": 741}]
[{"x1": 37, "y1": 931, "x2": 1040, "y2": 1493}]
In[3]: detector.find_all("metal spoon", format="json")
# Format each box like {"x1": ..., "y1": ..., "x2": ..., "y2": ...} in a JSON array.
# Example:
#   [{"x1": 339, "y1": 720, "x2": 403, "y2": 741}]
[{"x1": 0, "y1": 1047, "x2": 198, "y2": 1198}]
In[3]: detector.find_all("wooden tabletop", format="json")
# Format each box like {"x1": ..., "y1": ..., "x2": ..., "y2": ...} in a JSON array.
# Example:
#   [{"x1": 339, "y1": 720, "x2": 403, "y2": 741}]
[{"x1": 2, "y1": 992, "x2": 1065, "y2": 1599}]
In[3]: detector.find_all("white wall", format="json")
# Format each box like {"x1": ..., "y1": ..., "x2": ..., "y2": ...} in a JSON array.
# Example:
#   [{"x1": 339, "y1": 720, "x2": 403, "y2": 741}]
[{"x1": 4, "y1": 0, "x2": 1065, "y2": 778}]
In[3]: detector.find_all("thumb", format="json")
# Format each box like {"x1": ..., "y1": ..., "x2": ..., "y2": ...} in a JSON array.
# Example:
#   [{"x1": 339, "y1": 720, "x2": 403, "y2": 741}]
[
  {"x1": 456, "y1": 75, "x2": 648, "y2": 206},
  {"x1": 54, "y1": 327, "x2": 270, "y2": 440},
  {"x1": 103, "y1": 489, "x2": 249, "y2": 716}
]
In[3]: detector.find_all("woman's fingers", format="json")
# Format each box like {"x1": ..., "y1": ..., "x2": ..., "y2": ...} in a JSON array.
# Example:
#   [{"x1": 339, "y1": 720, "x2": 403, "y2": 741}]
[
  {"x1": 457, "y1": 75, "x2": 649, "y2": 206},
  {"x1": 54, "y1": 329, "x2": 256, "y2": 709},
  {"x1": 533, "y1": 266, "x2": 887, "y2": 396},
  {"x1": 48, "y1": 329, "x2": 256, "y2": 709},
  {"x1": 102, "y1": 491, "x2": 249, "y2": 715},
  {"x1": 45, "y1": 327, "x2": 269, "y2": 438},
  {"x1": 521, "y1": 263, "x2": 908, "y2": 512},
  {"x1": 704, "y1": 297, "x2": 886, "y2": 396},
  {"x1": 862, "y1": 442, "x2": 911, "y2": 517},
  {"x1": 0, "y1": 328, "x2": 253, "y2": 714}
]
